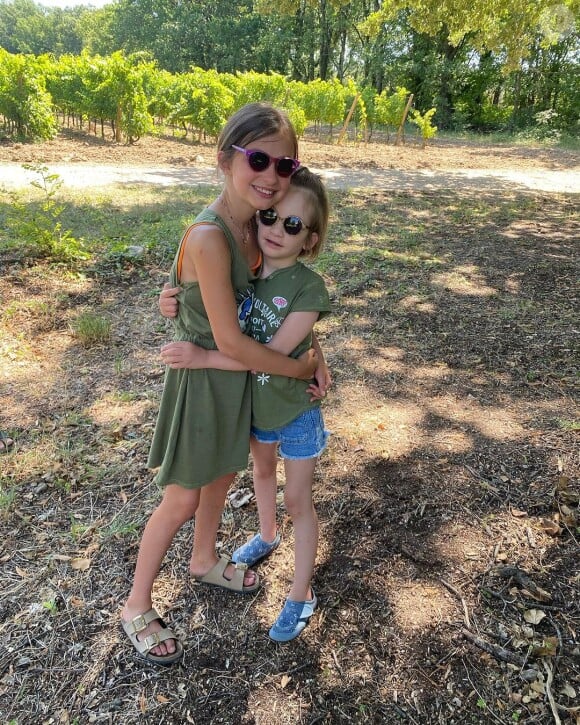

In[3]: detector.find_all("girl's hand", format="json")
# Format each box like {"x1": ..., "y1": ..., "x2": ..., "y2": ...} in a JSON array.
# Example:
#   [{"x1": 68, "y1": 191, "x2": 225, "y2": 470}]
[
  {"x1": 297, "y1": 348, "x2": 319, "y2": 380},
  {"x1": 307, "y1": 362, "x2": 331, "y2": 401},
  {"x1": 161, "y1": 341, "x2": 208, "y2": 369},
  {"x1": 314, "y1": 358, "x2": 332, "y2": 394},
  {"x1": 159, "y1": 283, "x2": 181, "y2": 318}
]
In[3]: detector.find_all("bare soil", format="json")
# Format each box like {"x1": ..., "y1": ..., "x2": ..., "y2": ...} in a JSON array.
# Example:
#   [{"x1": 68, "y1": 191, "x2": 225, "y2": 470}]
[
  {"x1": 0, "y1": 129, "x2": 579, "y2": 724},
  {"x1": 1, "y1": 125, "x2": 578, "y2": 173}
]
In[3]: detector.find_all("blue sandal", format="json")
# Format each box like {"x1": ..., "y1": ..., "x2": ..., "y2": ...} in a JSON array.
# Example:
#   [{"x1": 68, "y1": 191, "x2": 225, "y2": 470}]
[
  {"x1": 231, "y1": 532, "x2": 280, "y2": 567},
  {"x1": 0, "y1": 432, "x2": 14, "y2": 454},
  {"x1": 269, "y1": 592, "x2": 318, "y2": 642}
]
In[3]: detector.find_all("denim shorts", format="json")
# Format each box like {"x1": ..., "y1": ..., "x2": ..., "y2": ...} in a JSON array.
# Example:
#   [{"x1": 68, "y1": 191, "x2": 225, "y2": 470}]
[{"x1": 251, "y1": 407, "x2": 329, "y2": 460}]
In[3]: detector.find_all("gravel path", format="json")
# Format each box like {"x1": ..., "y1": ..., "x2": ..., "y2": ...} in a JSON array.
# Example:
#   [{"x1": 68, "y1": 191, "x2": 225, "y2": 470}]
[{"x1": 0, "y1": 161, "x2": 578, "y2": 193}]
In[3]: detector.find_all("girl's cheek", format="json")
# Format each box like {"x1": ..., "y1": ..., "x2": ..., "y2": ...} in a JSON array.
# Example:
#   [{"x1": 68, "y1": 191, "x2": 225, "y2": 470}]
[{"x1": 273, "y1": 179, "x2": 292, "y2": 203}]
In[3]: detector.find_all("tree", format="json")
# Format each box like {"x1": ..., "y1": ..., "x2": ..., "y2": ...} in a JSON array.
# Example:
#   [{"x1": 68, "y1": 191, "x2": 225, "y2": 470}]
[{"x1": 361, "y1": 0, "x2": 579, "y2": 68}]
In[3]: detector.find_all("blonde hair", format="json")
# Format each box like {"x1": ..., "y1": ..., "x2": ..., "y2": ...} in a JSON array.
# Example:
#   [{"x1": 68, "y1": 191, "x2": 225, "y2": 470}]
[{"x1": 290, "y1": 167, "x2": 329, "y2": 261}]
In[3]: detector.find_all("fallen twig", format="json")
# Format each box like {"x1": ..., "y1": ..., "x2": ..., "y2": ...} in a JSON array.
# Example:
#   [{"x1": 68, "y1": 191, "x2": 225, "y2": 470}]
[
  {"x1": 461, "y1": 628, "x2": 528, "y2": 667},
  {"x1": 495, "y1": 565, "x2": 552, "y2": 602},
  {"x1": 439, "y1": 578, "x2": 470, "y2": 628},
  {"x1": 543, "y1": 660, "x2": 562, "y2": 725}
]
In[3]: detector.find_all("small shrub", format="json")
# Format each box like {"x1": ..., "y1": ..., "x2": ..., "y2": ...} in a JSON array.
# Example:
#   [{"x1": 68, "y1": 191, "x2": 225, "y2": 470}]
[{"x1": 7, "y1": 165, "x2": 89, "y2": 264}]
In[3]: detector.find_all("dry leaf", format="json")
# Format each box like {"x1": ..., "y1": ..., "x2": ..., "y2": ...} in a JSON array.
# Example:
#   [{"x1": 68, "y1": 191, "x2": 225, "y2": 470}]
[
  {"x1": 531, "y1": 637, "x2": 558, "y2": 657},
  {"x1": 560, "y1": 683, "x2": 576, "y2": 698},
  {"x1": 15, "y1": 566, "x2": 29, "y2": 578},
  {"x1": 557, "y1": 474, "x2": 570, "y2": 491},
  {"x1": 530, "y1": 680, "x2": 546, "y2": 695},
  {"x1": 156, "y1": 695, "x2": 170, "y2": 703},
  {"x1": 280, "y1": 675, "x2": 291, "y2": 689},
  {"x1": 119, "y1": 490, "x2": 128, "y2": 504},
  {"x1": 521, "y1": 586, "x2": 552, "y2": 603},
  {"x1": 511, "y1": 508, "x2": 528, "y2": 518},
  {"x1": 139, "y1": 692, "x2": 147, "y2": 714},
  {"x1": 539, "y1": 518, "x2": 562, "y2": 536},
  {"x1": 523, "y1": 609, "x2": 546, "y2": 625},
  {"x1": 70, "y1": 557, "x2": 91, "y2": 571}
]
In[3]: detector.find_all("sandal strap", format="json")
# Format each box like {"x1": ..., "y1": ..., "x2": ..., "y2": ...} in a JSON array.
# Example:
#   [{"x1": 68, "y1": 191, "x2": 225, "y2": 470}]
[
  {"x1": 122, "y1": 607, "x2": 162, "y2": 636},
  {"x1": 135, "y1": 626, "x2": 176, "y2": 655}
]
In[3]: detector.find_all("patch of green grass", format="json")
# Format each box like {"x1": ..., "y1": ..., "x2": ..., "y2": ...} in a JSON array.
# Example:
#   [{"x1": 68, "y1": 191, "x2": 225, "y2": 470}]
[
  {"x1": 558, "y1": 419, "x2": 580, "y2": 431},
  {"x1": 0, "y1": 482, "x2": 16, "y2": 511},
  {"x1": 108, "y1": 390, "x2": 140, "y2": 402},
  {"x1": 70, "y1": 312, "x2": 111, "y2": 347},
  {"x1": 100, "y1": 514, "x2": 140, "y2": 540}
]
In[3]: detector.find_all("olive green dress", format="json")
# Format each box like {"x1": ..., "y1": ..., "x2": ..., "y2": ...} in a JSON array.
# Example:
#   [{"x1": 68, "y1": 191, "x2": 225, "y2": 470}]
[{"x1": 148, "y1": 209, "x2": 255, "y2": 489}]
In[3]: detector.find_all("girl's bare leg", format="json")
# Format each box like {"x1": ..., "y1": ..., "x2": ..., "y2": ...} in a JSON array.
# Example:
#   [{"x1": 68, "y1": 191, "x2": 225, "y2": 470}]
[
  {"x1": 122, "y1": 483, "x2": 200, "y2": 656},
  {"x1": 283, "y1": 457, "x2": 318, "y2": 602},
  {"x1": 250, "y1": 437, "x2": 279, "y2": 543},
  {"x1": 189, "y1": 473, "x2": 257, "y2": 586}
]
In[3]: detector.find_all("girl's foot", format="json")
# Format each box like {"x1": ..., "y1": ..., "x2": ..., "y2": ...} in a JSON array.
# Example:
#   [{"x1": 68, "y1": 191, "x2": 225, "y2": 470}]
[
  {"x1": 231, "y1": 532, "x2": 281, "y2": 567},
  {"x1": 190, "y1": 554, "x2": 259, "y2": 593},
  {"x1": 121, "y1": 604, "x2": 181, "y2": 663},
  {"x1": 269, "y1": 591, "x2": 318, "y2": 642}
]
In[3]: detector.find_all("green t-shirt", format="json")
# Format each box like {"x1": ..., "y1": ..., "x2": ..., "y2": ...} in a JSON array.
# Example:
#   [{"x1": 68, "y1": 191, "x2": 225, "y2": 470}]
[{"x1": 250, "y1": 262, "x2": 331, "y2": 430}]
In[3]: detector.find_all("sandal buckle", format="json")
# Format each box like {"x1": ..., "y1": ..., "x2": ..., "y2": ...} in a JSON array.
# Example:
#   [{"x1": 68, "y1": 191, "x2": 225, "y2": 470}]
[
  {"x1": 131, "y1": 614, "x2": 148, "y2": 633},
  {"x1": 234, "y1": 561, "x2": 248, "y2": 571},
  {"x1": 143, "y1": 632, "x2": 161, "y2": 648}
]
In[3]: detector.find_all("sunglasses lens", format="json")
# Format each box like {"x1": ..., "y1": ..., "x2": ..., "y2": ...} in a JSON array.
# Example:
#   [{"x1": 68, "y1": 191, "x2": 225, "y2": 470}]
[
  {"x1": 247, "y1": 151, "x2": 270, "y2": 172},
  {"x1": 259, "y1": 209, "x2": 277, "y2": 226},
  {"x1": 275, "y1": 158, "x2": 298, "y2": 177},
  {"x1": 283, "y1": 216, "x2": 303, "y2": 235}
]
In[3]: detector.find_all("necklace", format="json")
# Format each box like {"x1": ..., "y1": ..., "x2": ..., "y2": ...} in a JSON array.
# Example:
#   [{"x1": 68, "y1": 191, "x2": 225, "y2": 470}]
[{"x1": 219, "y1": 194, "x2": 249, "y2": 246}]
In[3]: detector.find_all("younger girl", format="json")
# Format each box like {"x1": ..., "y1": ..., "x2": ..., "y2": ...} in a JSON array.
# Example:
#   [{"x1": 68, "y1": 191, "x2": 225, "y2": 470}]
[
  {"x1": 121, "y1": 103, "x2": 319, "y2": 665},
  {"x1": 161, "y1": 168, "x2": 331, "y2": 641}
]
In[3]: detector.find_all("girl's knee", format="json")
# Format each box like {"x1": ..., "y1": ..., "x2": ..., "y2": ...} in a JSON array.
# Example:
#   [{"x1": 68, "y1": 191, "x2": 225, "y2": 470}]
[
  {"x1": 283, "y1": 490, "x2": 313, "y2": 518},
  {"x1": 253, "y1": 460, "x2": 277, "y2": 480},
  {"x1": 159, "y1": 485, "x2": 199, "y2": 523}
]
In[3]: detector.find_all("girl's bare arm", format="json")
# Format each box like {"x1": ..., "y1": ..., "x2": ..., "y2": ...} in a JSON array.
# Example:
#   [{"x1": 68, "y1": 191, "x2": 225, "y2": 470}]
[{"x1": 181, "y1": 226, "x2": 317, "y2": 378}]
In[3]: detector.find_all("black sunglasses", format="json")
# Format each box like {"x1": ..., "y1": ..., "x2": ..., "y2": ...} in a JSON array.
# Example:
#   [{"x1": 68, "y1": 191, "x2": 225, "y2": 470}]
[
  {"x1": 232, "y1": 145, "x2": 300, "y2": 178},
  {"x1": 258, "y1": 208, "x2": 310, "y2": 236}
]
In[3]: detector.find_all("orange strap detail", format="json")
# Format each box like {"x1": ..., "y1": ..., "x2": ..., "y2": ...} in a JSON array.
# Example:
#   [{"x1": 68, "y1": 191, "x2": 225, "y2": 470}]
[
  {"x1": 250, "y1": 250, "x2": 263, "y2": 274},
  {"x1": 176, "y1": 222, "x2": 206, "y2": 282}
]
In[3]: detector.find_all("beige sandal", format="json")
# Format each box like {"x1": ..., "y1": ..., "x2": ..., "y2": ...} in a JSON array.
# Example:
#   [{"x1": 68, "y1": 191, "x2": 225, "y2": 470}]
[
  {"x1": 121, "y1": 608, "x2": 183, "y2": 665},
  {"x1": 192, "y1": 553, "x2": 260, "y2": 594}
]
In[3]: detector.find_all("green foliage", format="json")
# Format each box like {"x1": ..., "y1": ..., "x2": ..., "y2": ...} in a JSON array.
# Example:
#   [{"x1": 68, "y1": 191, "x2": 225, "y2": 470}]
[
  {"x1": 6, "y1": 164, "x2": 88, "y2": 263},
  {"x1": 410, "y1": 107, "x2": 438, "y2": 147},
  {"x1": 299, "y1": 77, "x2": 347, "y2": 131},
  {"x1": 234, "y1": 70, "x2": 288, "y2": 108},
  {"x1": 167, "y1": 67, "x2": 235, "y2": 139},
  {"x1": 0, "y1": 48, "x2": 57, "y2": 140},
  {"x1": 375, "y1": 86, "x2": 411, "y2": 137}
]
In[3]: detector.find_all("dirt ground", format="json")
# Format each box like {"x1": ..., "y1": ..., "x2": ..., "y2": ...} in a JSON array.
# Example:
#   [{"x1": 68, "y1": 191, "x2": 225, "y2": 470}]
[
  {"x1": 1, "y1": 125, "x2": 578, "y2": 173},
  {"x1": 0, "y1": 129, "x2": 579, "y2": 724}
]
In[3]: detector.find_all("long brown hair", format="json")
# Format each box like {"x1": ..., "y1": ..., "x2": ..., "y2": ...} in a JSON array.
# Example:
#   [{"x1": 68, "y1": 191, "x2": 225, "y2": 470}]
[{"x1": 218, "y1": 103, "x2": 299, "y2": 162}]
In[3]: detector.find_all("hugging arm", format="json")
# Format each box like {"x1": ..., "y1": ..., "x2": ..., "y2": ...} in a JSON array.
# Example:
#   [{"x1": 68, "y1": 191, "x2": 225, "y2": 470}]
[
  {"x1": 162, "y1": 310, "x2": 318, "y2": 371},
  {"x1": 175, "y1": 227, "x2": 317, "y2": 379}
]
